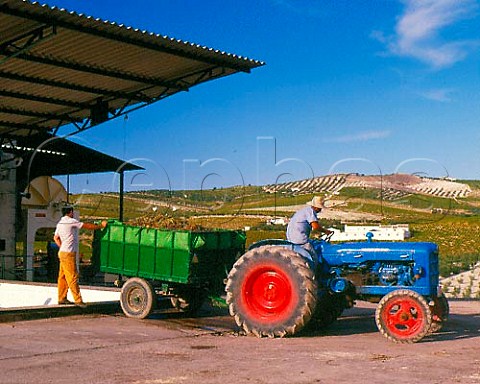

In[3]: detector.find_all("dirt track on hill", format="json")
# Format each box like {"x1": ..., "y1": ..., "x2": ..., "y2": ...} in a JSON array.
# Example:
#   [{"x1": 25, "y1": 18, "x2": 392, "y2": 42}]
[
  {"x1": 246, "y1": 204, "x2": 382, "y2": 221},
  {"x1": 0, "y1": 300, "x2": 479, "y2": 384}
]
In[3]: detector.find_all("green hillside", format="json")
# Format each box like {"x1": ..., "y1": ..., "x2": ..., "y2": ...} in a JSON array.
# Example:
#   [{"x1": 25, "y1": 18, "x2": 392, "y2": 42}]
[{"x1": 71, "y1": 180, "x2": 480, "y2": 276}]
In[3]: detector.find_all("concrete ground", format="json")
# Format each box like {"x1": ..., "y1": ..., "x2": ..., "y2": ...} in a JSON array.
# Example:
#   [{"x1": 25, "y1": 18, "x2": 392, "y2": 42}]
[
  {"x1": 0, "y1": 300, "x2": 479, "y2": 384},
  {"x1": 0, "y1": 280, "x2": 120, "y2": 308}
]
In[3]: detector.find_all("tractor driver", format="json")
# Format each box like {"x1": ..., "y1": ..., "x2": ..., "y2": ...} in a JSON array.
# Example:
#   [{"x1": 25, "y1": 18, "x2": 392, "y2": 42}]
[{"x1": 286, "y1": 196, "x2": 333, "y2": 254}]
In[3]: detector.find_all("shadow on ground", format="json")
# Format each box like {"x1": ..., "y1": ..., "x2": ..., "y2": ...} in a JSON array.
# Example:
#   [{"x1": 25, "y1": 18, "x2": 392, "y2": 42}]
[{"x1": 146, "y1": 302, "x2": 480, "y2": 343}]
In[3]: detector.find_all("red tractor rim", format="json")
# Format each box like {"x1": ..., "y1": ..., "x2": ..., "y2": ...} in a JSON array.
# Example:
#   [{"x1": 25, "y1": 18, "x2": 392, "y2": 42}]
[
  {"x1": 241, "y1": 264, "x2": 296, "y2": 323},
  {"x1": 383, "y1": 296, "x2": 426, "y2": 338}
]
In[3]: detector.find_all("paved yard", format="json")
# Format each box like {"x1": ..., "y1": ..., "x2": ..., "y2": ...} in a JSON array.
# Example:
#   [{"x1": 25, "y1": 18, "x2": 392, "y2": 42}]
[{"x1": 0, "y1": 300, "x2": 479, "y2": 384}]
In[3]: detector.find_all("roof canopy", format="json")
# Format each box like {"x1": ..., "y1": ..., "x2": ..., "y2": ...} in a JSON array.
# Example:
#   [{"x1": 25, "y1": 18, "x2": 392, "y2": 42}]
[
  {"x1": 3, "y1": 133, "x2": 143, "y2": 181},
  {"x1": 0, "y1": 0, "x2": 264, "y2": 138}
]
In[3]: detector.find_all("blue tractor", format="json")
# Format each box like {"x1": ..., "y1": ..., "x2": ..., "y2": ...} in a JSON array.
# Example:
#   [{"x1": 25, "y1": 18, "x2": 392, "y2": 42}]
[{"x1": 225, "y1": 233, "x2": 449, "y2": 343}]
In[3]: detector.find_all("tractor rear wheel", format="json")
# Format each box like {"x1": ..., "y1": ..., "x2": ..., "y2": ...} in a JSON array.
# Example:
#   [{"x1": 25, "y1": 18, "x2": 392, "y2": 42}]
[
  {"x1": 429, "y1": 294, "x2": 449, "y2": 333},
  {"x1": 120, "y1": 277, "x2": 157, "y2": 319},
  {"x1": 226, "y1": 245, "x2": 317, "y2": 338},
  {"x1": 375, "y1": 289, "x2": 432, "y2": 343}
]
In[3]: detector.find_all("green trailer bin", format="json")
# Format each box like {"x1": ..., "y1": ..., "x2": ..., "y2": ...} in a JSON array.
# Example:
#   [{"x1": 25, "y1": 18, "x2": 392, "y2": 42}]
[{"x1": 94, "y1": 221, "x2": 246, "y2": 318}]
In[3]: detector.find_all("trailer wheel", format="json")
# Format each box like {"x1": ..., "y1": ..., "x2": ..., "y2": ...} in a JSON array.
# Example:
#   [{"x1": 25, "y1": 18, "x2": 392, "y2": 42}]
[
  {"x1": 375, "y1": 289, "x2": 432, "y2": 343},
  {"x1": 226, "y1": 245, "x2": 317, "y2": 338},
  {"x1": 120, "y1": 277, "x2": 157, "y2": 319},
  {"x1": 429, "y1": 294, "x2": 449, "y2": 333},
  {"x1": 170, "y1": 287, "x2": 207, "y2": 315}
]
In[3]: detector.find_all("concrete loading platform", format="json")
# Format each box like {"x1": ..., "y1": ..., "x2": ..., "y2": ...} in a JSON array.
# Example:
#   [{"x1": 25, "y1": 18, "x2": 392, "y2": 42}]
[{"x1": 0, "y1": 280, "x2": 120, "y2": 322}]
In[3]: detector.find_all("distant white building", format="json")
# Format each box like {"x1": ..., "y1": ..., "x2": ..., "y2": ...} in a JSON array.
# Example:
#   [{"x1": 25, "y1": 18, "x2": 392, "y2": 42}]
[
  {"x1": 330, "y1": 224, "x2": 410, "y2": 241},
  {"x1": 267, "y1": 217, "x2": 289, "y2": 225}
]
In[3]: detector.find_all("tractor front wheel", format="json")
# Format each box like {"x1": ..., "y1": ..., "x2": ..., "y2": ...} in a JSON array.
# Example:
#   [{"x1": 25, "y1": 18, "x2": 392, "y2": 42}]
[
  {"x1": 120, "y1": 277, "x2": 157, "y2": 319},
  {"x1": 375, "y1": 289, "x2": 432, "y2": 343},
  {"x1": 226, "y1": 245, "x2": 317, "y2": 338}
]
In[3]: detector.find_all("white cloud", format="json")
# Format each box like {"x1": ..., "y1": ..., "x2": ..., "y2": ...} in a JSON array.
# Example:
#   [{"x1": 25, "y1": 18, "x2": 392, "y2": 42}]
[
  {"x1": 324, "y1": 130, "x2": 391, "y2": 143},
  {"x1": 418, "y1": 88, "x2": 454, "y2": 102},
  {"x1": 377, "y1": 0, "x2": 478, "y2": 69}
]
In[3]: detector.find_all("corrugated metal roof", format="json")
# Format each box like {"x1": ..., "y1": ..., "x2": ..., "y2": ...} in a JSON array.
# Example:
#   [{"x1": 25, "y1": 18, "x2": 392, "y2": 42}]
[{"x1": 0, "y1": 0, "x2": 264, "y2": 138}]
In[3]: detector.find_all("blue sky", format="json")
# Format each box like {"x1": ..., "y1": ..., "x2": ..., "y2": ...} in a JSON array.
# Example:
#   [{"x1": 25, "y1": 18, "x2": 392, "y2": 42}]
[{"x1": 40, "y1": 0, "x2": 480, "y2": 192}]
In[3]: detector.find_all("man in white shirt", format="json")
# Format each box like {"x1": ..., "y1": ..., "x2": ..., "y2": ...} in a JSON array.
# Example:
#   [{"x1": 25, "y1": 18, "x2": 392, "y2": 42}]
[{"x1": 53, "y1": 207, "x2": 107, "y2": 307}]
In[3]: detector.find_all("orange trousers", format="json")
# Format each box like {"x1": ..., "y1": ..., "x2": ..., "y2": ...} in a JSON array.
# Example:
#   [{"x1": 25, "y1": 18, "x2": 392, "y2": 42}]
[{"x1": 58, "y1": 251, "x2": 82, "y2": 303}]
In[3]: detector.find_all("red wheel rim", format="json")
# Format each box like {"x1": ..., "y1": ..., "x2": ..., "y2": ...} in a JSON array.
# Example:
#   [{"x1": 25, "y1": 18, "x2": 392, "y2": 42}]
[
  {"x1": 382, "y1": 296, "x2": 426, "y2": 338},
  {"x1": 241, "y1": 264, "x2": 297, "y2": 323}
]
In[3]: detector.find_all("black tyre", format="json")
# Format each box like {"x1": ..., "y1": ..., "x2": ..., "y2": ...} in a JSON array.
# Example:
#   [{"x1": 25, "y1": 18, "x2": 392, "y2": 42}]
[
  {"x1": 311, "y1": 292, "x2": 345, "y2": 329},
  {"x1": 375, "y1": 289, "x2": 432, "y2": 343},
  {"x1": 225, "y1": 245, "x2": 317, "y2": 338},
  {"x1": 429, "y1": 294, "x2": 449, "y2": 333},
  {"x1": 120, "y1": 277, "x2": 157, "y2": 319},
  {"x1": 170, "y1": 287, "x2": 207, "y2": 315}
]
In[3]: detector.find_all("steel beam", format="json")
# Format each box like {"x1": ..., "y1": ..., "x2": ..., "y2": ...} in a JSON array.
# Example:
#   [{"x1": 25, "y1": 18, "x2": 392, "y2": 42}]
[
  {"x1": 9, "y1": 52, "x2": 186, "y2": 90},
  {"x1": 0, "y1": 24, "x2": 56, "y2": 66},
  {"x1": 0, "y1": 89, "x2": 89, "y2": 108},
  {"x1": 0, "y1": 71, "x2": 154, "y2": 102}
]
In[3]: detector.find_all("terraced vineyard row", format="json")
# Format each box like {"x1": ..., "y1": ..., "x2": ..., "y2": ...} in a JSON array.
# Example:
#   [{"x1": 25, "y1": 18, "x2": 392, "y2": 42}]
[{"x1": 263, "y1": 173, "x2": 471, "y2": 199}]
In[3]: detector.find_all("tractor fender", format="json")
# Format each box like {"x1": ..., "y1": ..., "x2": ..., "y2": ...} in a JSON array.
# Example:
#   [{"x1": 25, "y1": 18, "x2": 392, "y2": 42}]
[{"x1": 248, "y1": 240, "x2": 316, "y2": 268}]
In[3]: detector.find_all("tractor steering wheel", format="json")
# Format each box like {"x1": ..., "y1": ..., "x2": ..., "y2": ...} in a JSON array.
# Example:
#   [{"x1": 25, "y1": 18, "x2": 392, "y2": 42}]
[{"x1": 321, "y1": 231, "x2": 334, "y2": 242}]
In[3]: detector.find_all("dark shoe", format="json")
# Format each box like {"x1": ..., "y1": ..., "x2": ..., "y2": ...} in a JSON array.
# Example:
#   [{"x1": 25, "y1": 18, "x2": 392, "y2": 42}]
[
  {"x1": 58, "y1": 299, "x2": 73, "y2": 305},
  {"x1": 75, "y1": 301, "x2": 87, "y2": 308}
]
